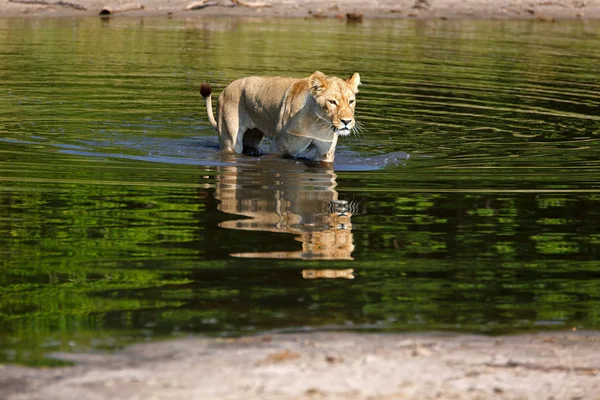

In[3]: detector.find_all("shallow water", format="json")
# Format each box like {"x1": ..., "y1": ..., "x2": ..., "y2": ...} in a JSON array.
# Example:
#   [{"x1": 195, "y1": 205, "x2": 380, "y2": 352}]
[{"x1": 1, "y1": 16, "x2": 600, "y2": 364}]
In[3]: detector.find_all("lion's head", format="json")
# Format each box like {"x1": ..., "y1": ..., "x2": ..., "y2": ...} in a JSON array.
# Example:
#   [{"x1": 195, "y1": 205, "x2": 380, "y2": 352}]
[{"x1": 309, "y1": 71, "x2": 361, "y2": 137}]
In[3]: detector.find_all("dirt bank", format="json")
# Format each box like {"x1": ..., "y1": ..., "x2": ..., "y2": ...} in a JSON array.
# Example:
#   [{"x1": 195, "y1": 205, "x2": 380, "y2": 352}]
[
  {"x1": 2, "y1": 331, "x2": 600, "y2": 400},
  {"x1": 1, "y1": 0, "x2": 600, "y2": 20}
]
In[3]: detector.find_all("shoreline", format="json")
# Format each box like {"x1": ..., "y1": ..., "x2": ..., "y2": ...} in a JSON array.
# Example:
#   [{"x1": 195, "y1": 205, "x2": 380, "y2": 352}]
[
  {"x1": 1, "y1": 0, "x2": 600, "y2": 20},
  {"x1": 3, "y1": 330, "x2": 600, "y2": 399}
]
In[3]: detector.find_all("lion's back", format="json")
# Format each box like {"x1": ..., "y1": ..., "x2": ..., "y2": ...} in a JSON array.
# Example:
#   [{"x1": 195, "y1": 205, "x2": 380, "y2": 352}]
[{"x1": 223, "y1": 76, "x2": 300, "y2": 128}]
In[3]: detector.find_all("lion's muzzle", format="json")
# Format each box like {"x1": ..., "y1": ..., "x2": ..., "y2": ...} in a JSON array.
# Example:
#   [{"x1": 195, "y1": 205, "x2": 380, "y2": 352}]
[{"x1": 335, "y1": 118, "x2": 354, "y2": 136}]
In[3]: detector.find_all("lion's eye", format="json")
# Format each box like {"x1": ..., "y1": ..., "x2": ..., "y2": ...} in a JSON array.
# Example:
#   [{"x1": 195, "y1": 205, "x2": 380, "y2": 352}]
[
  {"x1": 328, "y1": 99, "x2": 338, "y2": 106},
  {"x1": 349, "y1": 99, "x2": 355, "y2": 105}
]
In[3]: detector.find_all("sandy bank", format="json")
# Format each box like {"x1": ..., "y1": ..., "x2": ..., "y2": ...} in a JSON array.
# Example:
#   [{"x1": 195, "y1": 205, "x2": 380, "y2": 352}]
[
  {"x1": 2, "y1": 331, "x2": 600, "y2": 400},
  {"x1": 1, "y1": 0, "x2": 600, "y2": 20}
]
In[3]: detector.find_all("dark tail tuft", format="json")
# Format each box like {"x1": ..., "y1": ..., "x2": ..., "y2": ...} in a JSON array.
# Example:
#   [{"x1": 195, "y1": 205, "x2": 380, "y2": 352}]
[{"x1": 200, "y1": 82, "x2": 212, "y2": 98}]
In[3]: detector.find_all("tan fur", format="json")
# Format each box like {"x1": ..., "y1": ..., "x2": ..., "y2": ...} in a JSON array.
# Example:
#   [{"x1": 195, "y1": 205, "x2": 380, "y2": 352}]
[
  {"x1": 302, "y1": 269, "x2": 354, "y2": 279},
  {"x1": 201, "y1": 71, "x2": 361, "y2": 162}
]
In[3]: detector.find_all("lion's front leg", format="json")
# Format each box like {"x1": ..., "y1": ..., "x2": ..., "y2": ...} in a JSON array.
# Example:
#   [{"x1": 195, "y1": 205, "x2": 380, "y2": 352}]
[
  {"x1": 311, "y1": 136, "x2": 338, "y2": 163},
  {"x1": 272, "y1": 132, "x2": 313, "y2": 159}
]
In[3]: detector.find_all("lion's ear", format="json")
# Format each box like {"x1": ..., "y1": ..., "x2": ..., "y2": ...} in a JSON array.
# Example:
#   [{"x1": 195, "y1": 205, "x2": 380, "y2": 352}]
[
  {"x1": 309, "y1": 71, "x2": 328, "y2": 95},
  {"x1": 347, "y1": 73, "x2": 361, "y2": 93}
]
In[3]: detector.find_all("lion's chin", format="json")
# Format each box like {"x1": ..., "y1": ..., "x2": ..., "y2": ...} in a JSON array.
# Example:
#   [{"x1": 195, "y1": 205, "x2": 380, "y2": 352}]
[{"x1": 337, "y1": 128, "x2": 351, "y2": 136}]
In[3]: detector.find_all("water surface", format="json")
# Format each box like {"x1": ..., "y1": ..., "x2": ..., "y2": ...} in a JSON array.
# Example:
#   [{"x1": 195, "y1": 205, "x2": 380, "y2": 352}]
[{"x1": 1, "y1": 16, "x2": 600, "y2": 364}]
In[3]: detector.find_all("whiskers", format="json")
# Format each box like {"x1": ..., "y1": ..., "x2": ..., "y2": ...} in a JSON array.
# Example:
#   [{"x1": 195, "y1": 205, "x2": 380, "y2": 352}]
[
  {"x1": 312, "y1": 114, "x2": 334, "y2": 129},
  {"x1": 350, "y1": 120, "x2": 367, "y2": 139},
  {"x1": 310, "y1": 115, "x2": 367, "y2": 139},
  {"x1": 312, "y1": 114, "x2": 337, "y2": 136},
  {"x1": 313, "y1": 113, "x2": 329, "y2": 125}
]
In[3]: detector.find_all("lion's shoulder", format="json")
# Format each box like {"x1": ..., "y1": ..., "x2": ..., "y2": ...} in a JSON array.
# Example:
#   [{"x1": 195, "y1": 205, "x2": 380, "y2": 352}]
[{"x1": 287, "y1": 79, "x2": 310, "y2": 100}]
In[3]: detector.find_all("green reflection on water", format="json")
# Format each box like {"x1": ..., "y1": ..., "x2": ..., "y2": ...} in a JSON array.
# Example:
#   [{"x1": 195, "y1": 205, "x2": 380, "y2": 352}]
[{"x1": 1, "y1": 16, "x2": 600, "y2": 364}]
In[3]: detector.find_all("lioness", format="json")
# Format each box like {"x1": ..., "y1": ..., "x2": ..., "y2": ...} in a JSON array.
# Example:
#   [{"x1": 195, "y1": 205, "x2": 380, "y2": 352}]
[{"x1": 200, "y1": 71, "x2": 360, "y2": 162}]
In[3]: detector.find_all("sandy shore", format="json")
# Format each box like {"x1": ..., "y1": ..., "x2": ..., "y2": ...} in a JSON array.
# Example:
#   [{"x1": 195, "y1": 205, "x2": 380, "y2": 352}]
[
  {"x1": 1, "y1": 0, "x2": 600, "y2": 20},
  {"x1": 2, "y1": 331, "x2": 600, "y2": 400}
]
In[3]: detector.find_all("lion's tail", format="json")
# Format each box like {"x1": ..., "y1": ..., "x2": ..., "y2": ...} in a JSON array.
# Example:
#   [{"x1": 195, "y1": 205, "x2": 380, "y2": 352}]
[{"x1": 200, "y1": 83, "x2": 218, "y2": 130}]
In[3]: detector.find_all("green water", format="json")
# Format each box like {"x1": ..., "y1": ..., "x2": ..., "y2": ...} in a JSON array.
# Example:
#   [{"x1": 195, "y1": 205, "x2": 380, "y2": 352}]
[{"x1": 1, "y1": 16, "x2": 600, "y2": 365}]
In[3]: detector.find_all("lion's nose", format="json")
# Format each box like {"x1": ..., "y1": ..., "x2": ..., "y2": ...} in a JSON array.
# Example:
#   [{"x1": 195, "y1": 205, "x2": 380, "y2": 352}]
[{"x1": 340, "y1": 118, "x2": 353, "y2": 127}]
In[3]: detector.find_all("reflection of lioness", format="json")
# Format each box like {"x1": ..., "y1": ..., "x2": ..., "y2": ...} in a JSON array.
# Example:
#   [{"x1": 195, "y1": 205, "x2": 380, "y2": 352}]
[
  {"x1": 214, "y1": 158, "x2": 355, "y2": 260},
  {"x1": 200, "y1": 71, "x2": 361, "y2": 162}
]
